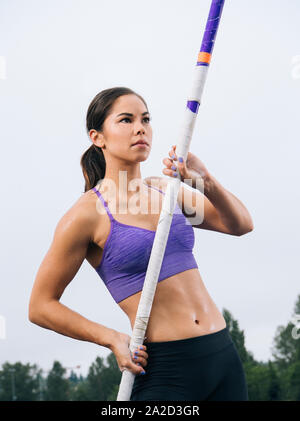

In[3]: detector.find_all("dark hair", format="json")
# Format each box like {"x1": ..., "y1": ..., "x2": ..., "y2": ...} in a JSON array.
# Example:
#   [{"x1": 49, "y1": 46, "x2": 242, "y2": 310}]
[{"x1": 80, "y1": 86, "x2": 149, "y2": 192}]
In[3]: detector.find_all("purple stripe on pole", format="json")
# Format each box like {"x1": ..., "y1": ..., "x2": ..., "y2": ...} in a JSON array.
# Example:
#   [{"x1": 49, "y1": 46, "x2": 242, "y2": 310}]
[
  {"x1": 200, "y1": 0, "x2": 225, "y2": 54},
  {"x1": 187, "y1": 101, "x2": 200, "y2": 113},
  {"x1": 197, "y1": 62, "x2": 209, "y2": 66}
]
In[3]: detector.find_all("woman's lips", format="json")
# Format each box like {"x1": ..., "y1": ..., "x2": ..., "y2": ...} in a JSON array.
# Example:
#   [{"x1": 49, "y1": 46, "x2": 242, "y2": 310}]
[{"x1": 132, "y1": 143, "x2": 149, "y2": 148}]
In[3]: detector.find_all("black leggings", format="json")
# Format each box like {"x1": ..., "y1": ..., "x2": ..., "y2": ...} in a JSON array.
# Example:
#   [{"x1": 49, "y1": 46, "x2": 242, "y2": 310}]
[{"x1": 130, "y1": 327, "x2": 248, "y2": 401}]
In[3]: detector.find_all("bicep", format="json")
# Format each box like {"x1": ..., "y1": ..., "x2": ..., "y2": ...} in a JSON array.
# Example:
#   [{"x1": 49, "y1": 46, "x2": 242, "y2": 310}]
[
  {"x1": 177, "y1": 182, "x2": 234, "y2": 235},
  {"x1": 189, "y1": 193, "x2": 234, "y2": 234},
  {"x1": 147, "y1": 176, "x2": 235, "y2": 236},
  {"x1": 30, "y1": 211, "x2": 92, "y2": 309}
]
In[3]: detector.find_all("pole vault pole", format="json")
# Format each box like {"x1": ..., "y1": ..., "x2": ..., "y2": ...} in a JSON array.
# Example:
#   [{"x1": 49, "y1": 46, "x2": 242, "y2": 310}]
[{"x1": 117, "y1": 0, "x2": 226, "y2": 401}]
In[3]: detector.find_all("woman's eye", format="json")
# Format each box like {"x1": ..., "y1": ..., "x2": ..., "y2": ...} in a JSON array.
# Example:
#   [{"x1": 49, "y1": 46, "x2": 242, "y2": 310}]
[{"x1": 120, "y1": 117, "x2": 151, "y2": 123}]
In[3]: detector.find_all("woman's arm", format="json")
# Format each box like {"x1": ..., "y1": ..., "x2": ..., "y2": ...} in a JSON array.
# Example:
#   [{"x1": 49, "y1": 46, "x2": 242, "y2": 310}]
[
  {"x1": 29, "y1": 203, "x2": 149, "y2": 375},
  {"x1": 146, "y1": 175, "x2": 253, "y2": 236},
  {"x1": 159, "y1": 145, "x2": 254, "y2": 236},
  {"x1": 194, "y1": 174, "x2": 254, "y2": 235},
  {"x1": 28, "y1": 205, "x2": 118, "y2": 350}
]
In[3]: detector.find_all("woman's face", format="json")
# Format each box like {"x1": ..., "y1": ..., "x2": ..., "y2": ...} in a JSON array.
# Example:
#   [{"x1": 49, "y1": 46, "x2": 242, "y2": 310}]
[{"x1": 97, "y1": 94, "x2": 152, "y2": 163}]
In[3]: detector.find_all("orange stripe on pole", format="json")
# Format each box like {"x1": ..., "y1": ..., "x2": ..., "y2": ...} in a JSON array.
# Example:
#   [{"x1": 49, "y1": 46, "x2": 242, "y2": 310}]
[{"x1": 197, "y1": 52, "x2": 211, "y2": 63}]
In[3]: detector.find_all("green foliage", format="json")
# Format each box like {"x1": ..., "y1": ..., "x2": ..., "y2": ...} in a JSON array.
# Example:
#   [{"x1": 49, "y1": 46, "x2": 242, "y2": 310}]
[
  {"x1": 223, "y1": 308, "x2": 255, "y2": 364},
  {"x1": 267, "y1": 361, "x2": 281, "y2": 400},
  {"x1": 107, "y1": 384, "x2": 119, "y2": 401},
  {"x1": 222, "y1": 303, "x2": 298, "y2": 401},
  {"x1": 0, "y1": 362, "x2": 40, "y2": 401},
  {"x1": 1, "y1": 294, "x2": 299, "y2": 401},
  {"x1": 285, "y1": 361, "x2": 300, "y2": 401},
  {"x1": 44, "y1": 361, "x2": 70, "y2": 401},
  {"x1": 69, "y1": 353, "x2": 121, "y2": 401},
  {"x1": 271, "y1": 295, "x2": 300, "y2": 369},
  {"x1": 243, "y1": 360, "x2": 282, "y2": 401}
]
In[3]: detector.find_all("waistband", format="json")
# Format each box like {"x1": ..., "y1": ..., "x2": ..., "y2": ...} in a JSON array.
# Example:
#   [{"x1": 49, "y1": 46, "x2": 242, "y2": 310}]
[{"x1": 143, "y1": 327, "x2": 233, "y2": 359}]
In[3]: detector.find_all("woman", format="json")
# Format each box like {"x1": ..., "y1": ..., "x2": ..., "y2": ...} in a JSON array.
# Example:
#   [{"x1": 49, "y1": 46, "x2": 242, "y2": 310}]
[{"x1": 29, "y1": 86, "x2": 253, "y2": 401}]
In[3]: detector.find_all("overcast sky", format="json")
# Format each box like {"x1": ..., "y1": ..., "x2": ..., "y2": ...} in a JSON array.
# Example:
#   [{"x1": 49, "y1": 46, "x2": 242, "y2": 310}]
[{"x1": 0, "y1": 0, "x2": 299, "y2": 378}]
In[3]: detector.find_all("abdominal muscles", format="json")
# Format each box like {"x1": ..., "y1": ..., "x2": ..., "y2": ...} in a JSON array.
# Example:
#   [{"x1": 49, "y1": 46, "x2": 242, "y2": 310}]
[{"x1": 118, "y1": 268, "x2": 226, "y2": 342}]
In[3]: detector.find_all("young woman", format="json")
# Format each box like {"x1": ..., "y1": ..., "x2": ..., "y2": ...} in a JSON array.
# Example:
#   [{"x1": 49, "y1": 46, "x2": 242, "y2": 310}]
[{"x1": 29, "y1": 86, "x2": 253, "y2": 401}]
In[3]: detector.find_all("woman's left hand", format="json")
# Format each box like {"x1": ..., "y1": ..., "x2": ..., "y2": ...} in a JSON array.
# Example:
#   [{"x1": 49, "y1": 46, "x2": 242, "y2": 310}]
[{"x1": 162, "y1": 145, "x2": 211, "y2": 190}]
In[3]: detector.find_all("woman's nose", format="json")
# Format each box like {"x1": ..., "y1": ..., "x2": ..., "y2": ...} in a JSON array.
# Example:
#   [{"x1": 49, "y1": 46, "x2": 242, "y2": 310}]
[{"x1": 136, "y1": 127, "x2": 145, "y2": 135}]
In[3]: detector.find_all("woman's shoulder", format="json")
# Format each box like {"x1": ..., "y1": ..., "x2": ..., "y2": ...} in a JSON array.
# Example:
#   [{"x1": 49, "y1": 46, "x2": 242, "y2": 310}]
[
  {"x1": 144, "y1": 176, "x2": 167, "y2": 193},
  {"x1": 56, "y1": 189, "x2": 100, "y2": 243}
]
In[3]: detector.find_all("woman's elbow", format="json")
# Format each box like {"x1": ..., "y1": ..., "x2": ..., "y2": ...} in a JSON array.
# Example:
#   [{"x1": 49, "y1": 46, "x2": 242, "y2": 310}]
[
  {"x1": 28, "y1": 296, "x2": 58, "y2": 328},
  {"x1": 28, "y1": 297, "x2": 46, "y2": 325},
  {"x1": 28, "y1": 302, "x2": 40, "y2": 324},
  {"x1": 236, "y1": 223, "x2": 254, "y2": 236}
]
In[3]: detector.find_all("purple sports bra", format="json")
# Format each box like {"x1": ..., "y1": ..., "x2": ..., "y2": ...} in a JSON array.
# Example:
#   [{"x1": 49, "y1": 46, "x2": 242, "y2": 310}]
[{"x1": 92, "y1": 184, "x2": 198, "y2": 303}]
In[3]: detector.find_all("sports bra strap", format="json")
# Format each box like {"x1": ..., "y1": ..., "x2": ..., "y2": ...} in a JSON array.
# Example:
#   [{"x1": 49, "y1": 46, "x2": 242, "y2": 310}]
[
  {"x1": 92, "y1": 183, "x2": 165, "y2": 222},
  {"x1": 147, "y1": 184, "x2": 165, "y2": 195},
  {"x1": 92, "y1": 187, "x2": 114, "y2": 222}
]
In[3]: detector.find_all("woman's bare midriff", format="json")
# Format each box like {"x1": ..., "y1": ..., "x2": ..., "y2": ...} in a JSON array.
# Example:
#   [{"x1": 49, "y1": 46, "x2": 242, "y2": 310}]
[
  {"x1": 85, "y1": 183, "x2": 226, "y2": 344},
  {"x1": 117, "y1": 268, "x2": 226, "y2": 343}
]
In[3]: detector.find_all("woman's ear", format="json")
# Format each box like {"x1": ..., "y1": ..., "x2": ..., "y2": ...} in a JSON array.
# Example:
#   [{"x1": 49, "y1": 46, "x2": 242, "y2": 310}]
[{"x1": 90, "y1": 129, "x2": 105, "y2": 148}]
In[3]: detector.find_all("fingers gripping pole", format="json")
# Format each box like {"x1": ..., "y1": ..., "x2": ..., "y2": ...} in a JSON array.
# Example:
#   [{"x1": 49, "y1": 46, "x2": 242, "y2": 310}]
[{"x1": 116, "y1": 0, "x2": 225, "y2": 401}]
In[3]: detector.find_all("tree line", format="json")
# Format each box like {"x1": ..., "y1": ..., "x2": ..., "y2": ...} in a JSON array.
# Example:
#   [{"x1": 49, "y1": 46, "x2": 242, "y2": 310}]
[{"x1": 1, "y1": 295, "x2": 299, "y2": 401}]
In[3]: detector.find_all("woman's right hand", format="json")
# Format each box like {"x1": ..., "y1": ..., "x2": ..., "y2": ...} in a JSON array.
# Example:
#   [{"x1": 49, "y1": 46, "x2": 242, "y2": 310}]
[{"x1": 110, "y1": 331, "x2": 148, "y2": 376}]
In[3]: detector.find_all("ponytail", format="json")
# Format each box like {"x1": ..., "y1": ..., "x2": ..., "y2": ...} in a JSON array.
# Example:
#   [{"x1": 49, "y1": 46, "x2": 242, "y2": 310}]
[{"x1": 80, "y1": 144, "x2": 106, "y2": 192}]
